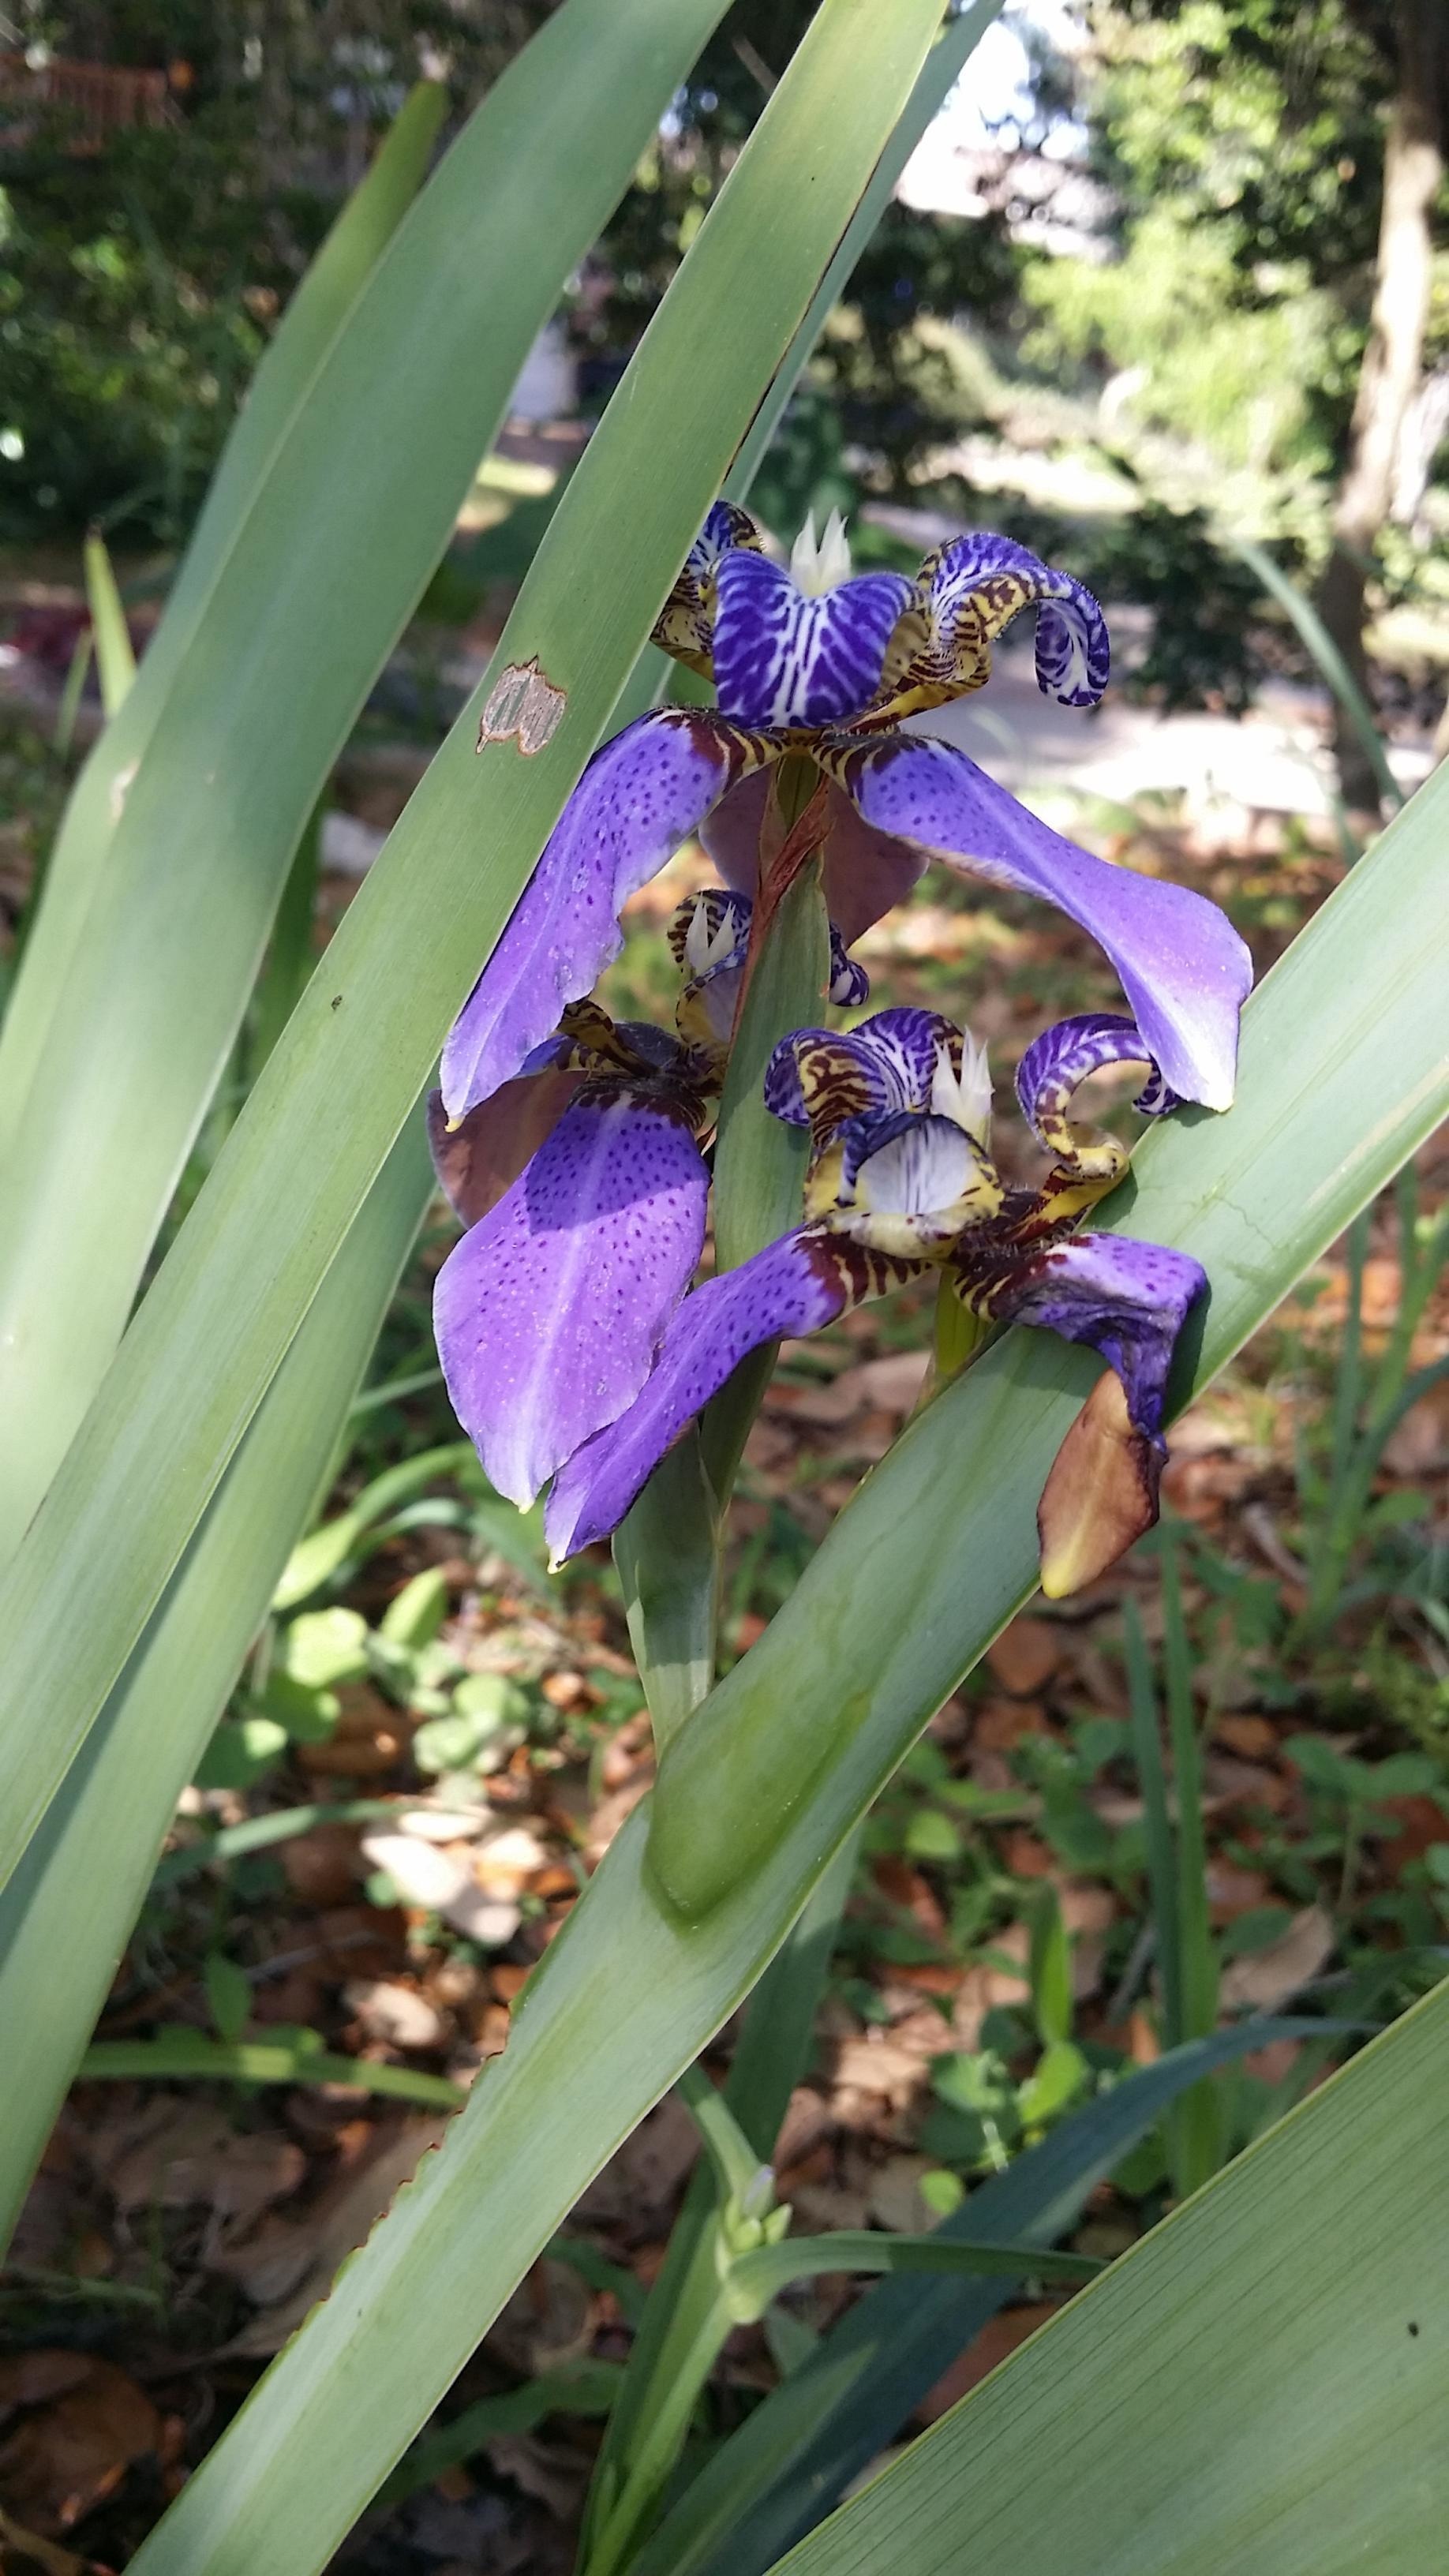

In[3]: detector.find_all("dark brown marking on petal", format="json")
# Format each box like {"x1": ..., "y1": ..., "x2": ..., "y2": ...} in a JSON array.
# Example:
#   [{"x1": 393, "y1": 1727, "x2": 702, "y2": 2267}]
[{"x1": 801, "y1": 1228, "x2": 924, "y2": 1312}]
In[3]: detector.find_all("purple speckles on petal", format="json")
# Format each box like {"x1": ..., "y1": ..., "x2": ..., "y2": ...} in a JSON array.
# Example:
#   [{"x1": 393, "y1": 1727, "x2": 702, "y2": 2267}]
[
  {"x1": 713, "y1": 552, "x2": 916, "y2": 731},
  {"x1": 840, "y1": 736, "x2": 1251, "y2": 1110},
  {"x1": 434, "y1": 1088, "x2": 708, "y2": 1507},
  {"x1": 996, "y1": 1231, "x2": 1206, "y2": 1442},
  {"x1": 545, "y1": 1227, "x2": 916, "y2": 1559},
  {"x1": 440, "y1": 708, "x2": 762, "y2": 1122}
]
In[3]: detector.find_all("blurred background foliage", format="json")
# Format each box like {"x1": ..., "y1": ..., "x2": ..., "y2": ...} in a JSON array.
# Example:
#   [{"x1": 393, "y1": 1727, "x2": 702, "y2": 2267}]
[{"x1": 2, "y1": 0, "x2": 1445, "y2": 752}]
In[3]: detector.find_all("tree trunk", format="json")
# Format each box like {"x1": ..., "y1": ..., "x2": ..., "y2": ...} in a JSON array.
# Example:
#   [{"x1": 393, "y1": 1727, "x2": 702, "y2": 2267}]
[{"x1": 1317, "y1": 0, "x2": 1444, "y2": 820}]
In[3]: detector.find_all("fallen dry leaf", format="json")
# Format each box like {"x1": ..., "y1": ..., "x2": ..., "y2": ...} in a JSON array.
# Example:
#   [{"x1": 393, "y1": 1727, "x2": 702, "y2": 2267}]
[
  {"x1": 344, "y1": 1978, "x2": 446, "y2": 2052},
  {"x1": 919, "y1": 2303, "x2": 1062, "y2": 2422},
  {"x1": 217, "y1": 2116, "x2": 447, "y2": 2354},
  {"x1": 1205, "y1": 1859, "x2": 1273, "y2": 1923},
  {"x1": 92, "y1": 2102, "x2": 304, "y2": 2228},
  {"x1": 0, "y1": 2355, "x2": 160, "y2": 2536},
  {"x1": 0, "y1": 2504, "x2": 103, "y2": 2573},
  {"x1": 986, "y1": 1617, "x2": 1062, "y2": 1698},
  {"x1": 972, "y1": 1695, "x2": 1047, "y2": 1752},
  {"x1": 1219, "y1": 1903, "x2": 1335, "y2": 2012}
]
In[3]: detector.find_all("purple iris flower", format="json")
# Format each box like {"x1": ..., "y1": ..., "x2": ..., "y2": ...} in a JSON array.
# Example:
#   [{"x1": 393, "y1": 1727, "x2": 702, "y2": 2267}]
[
  {"x1": 440, "y1": 501, "x2": 1252, "y2": 1129},
  {"x1": 546, "y1": 1004, "x2": 1208, "y2": 1594},
  {"x1": 431, "y1": 890, "x2": 866, "y2": 1507}
]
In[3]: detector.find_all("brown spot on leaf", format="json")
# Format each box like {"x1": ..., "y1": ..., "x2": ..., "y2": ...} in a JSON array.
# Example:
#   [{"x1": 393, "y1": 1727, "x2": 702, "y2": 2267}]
[{"x1": 476, "y1": 657, "x2": 567, "y2": 756}]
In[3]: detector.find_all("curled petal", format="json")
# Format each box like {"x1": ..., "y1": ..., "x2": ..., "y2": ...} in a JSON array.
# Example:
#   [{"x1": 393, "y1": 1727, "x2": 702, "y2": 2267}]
[
  {"x1": 546, "y1": 1229, "x2": 919, "y2": 1559},
  {"x1": 652, "y1": 500, "x2": 764, "y2": 672},
  {"x1": 835, "y1": 736, "x2": 1251, "y2": 1110},
  {"x1": 1014, "y1": 1009, "x2": 1173, "y2": 1185},
  {"x1": 828, "y1": 930, "x2": 871, "y2": 1007},
  {"x1": 713, "y1": 551, "x2": 918, "y2": 730},
  {"x1": 962, "y1": 1230, "x2": 1205, "y2": 1594},
  {"x1": 440, "y1": 709, "x2": 767, "y2": 1121},
  {"x1": 766, "y1": 1005, "x2": 962, "y2": 1143},
  {"x1": 872, "y1": 531, "x2": 1109, "y2": 721},
  {"x1": 435, "y1": 1089, "x2": 708, "y2": 1507},
  {"x1": 426, "y1": 1074, "x2": 582, "y2": 1227}
]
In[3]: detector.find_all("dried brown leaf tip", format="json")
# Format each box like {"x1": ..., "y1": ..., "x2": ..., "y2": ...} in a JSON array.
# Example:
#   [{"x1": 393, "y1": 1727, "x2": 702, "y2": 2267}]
[
  {"x1": 1037, "y1": 1368, "x2": 1161, "y2": 1597},
  {"x1": 475, "y1": 657, "x2": 567, "y2": 757}
]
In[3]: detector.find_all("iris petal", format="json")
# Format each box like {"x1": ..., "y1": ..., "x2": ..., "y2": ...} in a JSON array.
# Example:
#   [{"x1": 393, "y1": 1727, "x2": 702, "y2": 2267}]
[
  {"x1": 650, "y1": 500, "x2": 765, "y2": 672},
  {"x1": 834, "y1": 736, "x2": 1251, "y2": 1110},
  {"x1": 434, "y1": 1088, "x2": 708, "y2": 1507},
  {"x1": 766, "y1": 1005, "x2": 961, "y2": 1140},
  {"x1": 871, "y1": 530, "x2": 1109, "y2": 720},
  {"x1": 440, "y1": 707, "x2": 767, "y2": 1121},
  {"x1": 960, "y1": 1228, "x2": 1206, "y2": 1593},
  {"x1": 426, "y1": 1073, "x2": 583, "y2": 1227},
  {"x1": 546, "y1": 1227, "x2": 919, "y2": 1559},
  {"x1": 713, "y1": 551, "x2": 917, "y2": 730}
]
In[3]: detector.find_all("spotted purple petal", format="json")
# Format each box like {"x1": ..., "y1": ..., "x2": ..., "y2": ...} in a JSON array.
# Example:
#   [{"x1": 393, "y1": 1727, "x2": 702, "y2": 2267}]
[
  {"x1": 985, "y1": 1230, "x2": 1206, "y2": 1445},
  {"x1": 546, "y1": 1229, "x2": 919, "y2": 1559},
  {"x1": 434, "y1": 1088, "x2": 708, "y2": 1507},
  {"x1": 426, "y1": 1073, "x2": 583, "y2": 1228},
  {"x1": 712, "y1": 552, "x2": 917, "y2": 730},
  {"x1": 835, "y1": 736, "x2": 1251, "y2": 1109},
  {"x1": 440, "y1": 708, "x2": 766, "y2": 1121}
]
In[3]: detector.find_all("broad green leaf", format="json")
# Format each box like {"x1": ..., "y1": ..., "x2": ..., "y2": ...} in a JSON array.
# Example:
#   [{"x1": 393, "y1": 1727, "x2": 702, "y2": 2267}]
[
  {"x1": 0, "y1": 0, "x2": 731, "y2": 1557},
  {"x1": 635, "y1": 2020, "x2": 1349, "y2": 2576},
  {"x1": 0, "y1": 0, "x2": 949, "y2": 1902},
  {"x1": 121, "y1": 734, "x2": 1449, "y2": 2576},
  {"x1": 0, "y1": 1123, "x2": 431, "y2": 2252},
  {"x1": 766, "y1": 1980, "x2": 1449, "y2": 2576},
  {"x1": 582, "y1": 1842, "x2": 856, "y2": 2560}
]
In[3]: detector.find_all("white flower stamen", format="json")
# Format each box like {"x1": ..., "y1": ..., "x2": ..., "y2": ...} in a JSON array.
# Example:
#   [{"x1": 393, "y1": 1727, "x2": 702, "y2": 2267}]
[
  {"x1": 683, "y1": 903, "x2": 742, "y2": 975},
  {"x1": 789, "y1": 506, "x2": 853, "y2": 597},
  {"x1": 930, "y1": 1033, "x2": 992, "y2": 1144}
]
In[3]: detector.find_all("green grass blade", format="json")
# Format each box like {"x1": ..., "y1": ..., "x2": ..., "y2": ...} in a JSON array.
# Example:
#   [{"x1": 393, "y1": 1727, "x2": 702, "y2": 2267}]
[
  {"x1": 1124, "y1": 1601, "x2": 1181, "y2": 2045},
  {"x1": 583, "y1": 1844, "x2": 855, "y2": 2554},
  {"x1": 0, "y1": 1123, "x2": 431, "y2": 2252},
  {"x1": 766, "y1": 1982, "x2": 1449, "y2": 2576},
  {"x1": 1159, "y1": 1531, "x2": 1220, "y2": 2194},
  {"x1": 82, "y1": 531, "x2": 137, "y2": 715},
  {"x1": 77, "y1": 2035, "x2": 463, "y2": 2111},
  {"x1": 732, "y1": 2233, "x2": 1103, "y2": 2308},
  {"x1": 0, "y1": 0, "x2": 731, "y2": 1559},
  {"x1": 631, "y1": 2021, "x2": 1355, "y2": 2576},
  {"x1": 1234, "y1": 536, "x2": 1402, "y2": 814},
  {"x1": 0, "y1": 0, "x2": 949, "y2": 1905},
  {"x1": 0, "y1": 83, "x2": 445, "y2": 1170}
]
